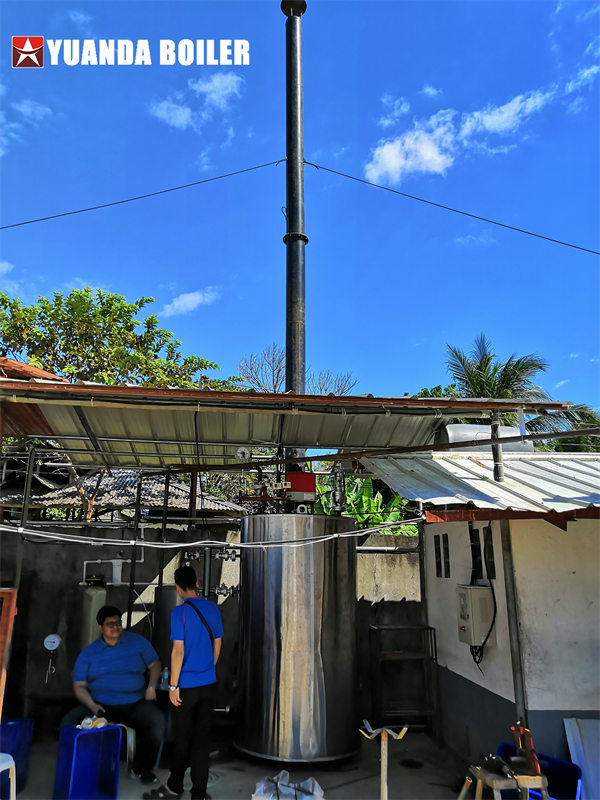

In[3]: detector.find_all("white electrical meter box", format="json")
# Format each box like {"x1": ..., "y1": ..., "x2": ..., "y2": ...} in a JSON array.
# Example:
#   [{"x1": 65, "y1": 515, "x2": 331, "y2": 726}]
[{"x1": 456, "y1": 585, "x2": 496, "y2": 647}]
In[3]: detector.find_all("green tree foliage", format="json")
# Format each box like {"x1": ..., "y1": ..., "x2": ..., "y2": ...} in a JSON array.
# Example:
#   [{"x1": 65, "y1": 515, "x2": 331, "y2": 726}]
[
  {"x1": 0, "y1": 288, "x2": 240, "y2": 389},
  {"x1": 444, "y1": 333, "x2": 599, "y2": 440},
  {"x1": 315, "y1": 476, "x2": 418, "y2": 535}
]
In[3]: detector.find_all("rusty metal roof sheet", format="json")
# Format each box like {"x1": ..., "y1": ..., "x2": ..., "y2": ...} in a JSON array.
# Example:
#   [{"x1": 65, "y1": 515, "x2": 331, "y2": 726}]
[
  {"x1": 0, "y1": 379, "x2": 569, "y2": 469},
  {"x1": 361, "y1": 452, "x2": 600, "y2": 513},
  {"x1": 0, "y1": 470, "x2": 246, "y2": 514}
]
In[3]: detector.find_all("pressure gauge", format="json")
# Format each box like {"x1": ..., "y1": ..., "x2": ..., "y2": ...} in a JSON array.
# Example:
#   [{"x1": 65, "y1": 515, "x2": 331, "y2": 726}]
[
  {"x1": 235, "y1": 447, "x2": 251, "y2": 461},
  {"x1": 44, "y1": 634, "x2": 62, "y2": 652}
]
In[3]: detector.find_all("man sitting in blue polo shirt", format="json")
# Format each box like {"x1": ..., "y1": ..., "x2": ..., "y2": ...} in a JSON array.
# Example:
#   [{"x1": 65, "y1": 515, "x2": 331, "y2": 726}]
[{"x1": 68, "y1": 605, "x2": 165, "y2": 784}]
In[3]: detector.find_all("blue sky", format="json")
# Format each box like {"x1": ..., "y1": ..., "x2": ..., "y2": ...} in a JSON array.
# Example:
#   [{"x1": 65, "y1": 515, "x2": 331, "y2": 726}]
[{"x1": 1, "y1": 0, "x2": 599, "y2": 407}]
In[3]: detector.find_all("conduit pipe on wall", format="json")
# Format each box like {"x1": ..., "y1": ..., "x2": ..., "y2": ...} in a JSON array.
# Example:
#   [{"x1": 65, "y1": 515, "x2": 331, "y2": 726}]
[{"x1": 500, "y1": 519, "x2": 529, "y2": 725}]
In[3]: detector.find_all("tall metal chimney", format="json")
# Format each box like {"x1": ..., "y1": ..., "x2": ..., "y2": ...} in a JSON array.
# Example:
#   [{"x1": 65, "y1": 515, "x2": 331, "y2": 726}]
[{"x1": 282, "y1": 0, "x2": 307, "y2": 396}]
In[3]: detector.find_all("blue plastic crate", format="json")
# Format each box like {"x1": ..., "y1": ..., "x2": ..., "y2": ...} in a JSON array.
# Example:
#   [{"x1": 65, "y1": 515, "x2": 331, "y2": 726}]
[
  {"x1": 497, "y1": 742, "x2": 582, "y2": 800},
  {"x1": 53, "y1": 725, "x2": 121, "y2": 800},
  {"x1": 0, "y1": 718, "x2": 34, "y2": 798}
]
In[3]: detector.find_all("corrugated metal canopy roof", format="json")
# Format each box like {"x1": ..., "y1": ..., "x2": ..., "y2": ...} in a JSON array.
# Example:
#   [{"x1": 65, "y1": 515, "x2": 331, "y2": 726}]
[
  {"x1": 361, "y1": 452, "x2": 600, "y2": 513},
  {"x1": 0, "y1": 378, "x2": 569, "y2": 469}
]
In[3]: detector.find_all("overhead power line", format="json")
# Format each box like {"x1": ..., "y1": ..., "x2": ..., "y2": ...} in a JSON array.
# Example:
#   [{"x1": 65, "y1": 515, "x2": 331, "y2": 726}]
[
  {"x1": 306, "y1": 161, "x2": 600, "y2": 256},
  {"x1": 0, "y1": 160, "x2": 284, "y2": 231},
  {"x1": 2, "y1": 156, "x2": 598, "y2": 255}
]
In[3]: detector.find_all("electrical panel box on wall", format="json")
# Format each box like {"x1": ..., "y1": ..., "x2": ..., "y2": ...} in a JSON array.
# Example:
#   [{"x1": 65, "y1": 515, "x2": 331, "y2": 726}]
[{"x1": 456, "y1": 585, "x2": 496, "y2": 646}]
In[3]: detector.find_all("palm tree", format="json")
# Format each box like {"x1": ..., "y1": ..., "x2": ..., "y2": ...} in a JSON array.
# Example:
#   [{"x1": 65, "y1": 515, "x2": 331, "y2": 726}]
[{"x1": 445, "y1": 334, "x2": 599, "y2": 442}]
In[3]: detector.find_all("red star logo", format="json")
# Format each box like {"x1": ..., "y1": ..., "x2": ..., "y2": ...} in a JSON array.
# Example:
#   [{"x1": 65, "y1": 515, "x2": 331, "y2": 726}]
[{"x1": 12, "y1": 36, "x2": 44, "y2": 68}]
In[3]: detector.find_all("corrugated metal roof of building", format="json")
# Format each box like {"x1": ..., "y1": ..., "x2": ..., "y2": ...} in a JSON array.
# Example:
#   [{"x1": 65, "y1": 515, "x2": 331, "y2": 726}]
[
  {"x1": 361, "y1": 452, "x2": 600, "y2": 513},
  {"x1": 0, "y1": 470, "x2": 246, "y2": 514},
  {"x1": 0, "y1": 378, "x2": 569, "y2": 469}
]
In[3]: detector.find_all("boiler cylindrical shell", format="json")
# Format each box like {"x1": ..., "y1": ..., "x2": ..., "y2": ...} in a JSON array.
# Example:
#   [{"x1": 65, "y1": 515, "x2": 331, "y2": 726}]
[{"x1": 235, "y1": 514, "x2": 358, "y2": 761}]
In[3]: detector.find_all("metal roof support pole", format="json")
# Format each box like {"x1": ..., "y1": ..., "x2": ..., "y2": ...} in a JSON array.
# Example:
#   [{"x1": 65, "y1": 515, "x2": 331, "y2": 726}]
[
  {"x1": 500, "y1": 519, "x2": 528, "y2": 726},
  {"x1": 282, "y1": 1, "x2": 307, "y2": 401},
  {"x1": 126, "y1": 473, "x2": 143, "y2": 630},
  {"x1": 188, "y1": 471, "x2": 197, "y2": 532},
  {"x1": 14, "y1": 447, "x2": 36, "y2": 593},
  {"x1": 493, "y1": 426, "x2": 527, "y2": 723},
  {"x1": 153, "y1": 467, "x2": 171, "y2": 651},
  {"x1": 491, "y1": 412, "x2": 505, "y2": 482}
]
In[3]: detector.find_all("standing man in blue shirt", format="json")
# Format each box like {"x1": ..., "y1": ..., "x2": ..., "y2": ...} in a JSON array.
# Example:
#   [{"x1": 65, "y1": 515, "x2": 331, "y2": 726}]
[
  {"x1": 145, "y1": 565, "x2": 223, "y2": 800},
  {"x1": 69, "y1": 605, "x2": 165, "y2": 784}
]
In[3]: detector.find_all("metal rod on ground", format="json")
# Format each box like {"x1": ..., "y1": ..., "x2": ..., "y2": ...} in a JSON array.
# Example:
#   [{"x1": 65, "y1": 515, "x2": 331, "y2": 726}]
[
  {"x1": 501, "y1": 519, "x2": 528, "y2": 725},
  {"x1": 380, "y1": 729, "x2": 388, "y2": 800},
  {"x1": 360, "y1": 720, "x2": 407, "y2": 800},
  {"x1": 126, "y1": 474, "x2": 143, "y2": 630}
]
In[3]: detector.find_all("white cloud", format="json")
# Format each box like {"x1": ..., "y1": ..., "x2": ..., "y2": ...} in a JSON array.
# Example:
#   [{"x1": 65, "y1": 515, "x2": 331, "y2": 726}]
[
  {"x1": 590, "y1": 358, "x2": 600, "y2": 363},
  {"x1": 365, "y1": 109, "x2": 456, "y2": 183},
  {"x1": 577, "y1": 4, "x2": 600, "y2": 22},
  {"x1": 420, "y1": 85, "x2": 442, "y2": 98},
  {"x1": 150, "y1": 72, "x2": 244, "y2": 147},
  {"x1": 565, "y1": 64, "x2": 600, "y2": 94},
  {"x1": 460, "y1": 89, "x2": 554, "y2": 138},
  {"x1": 67, "y1": 10, "x2": 92, "y2": 30},
  {"x1": 365, "y1": 85, "x2": 557, "y2": 185},
  {"x1": 149, "y1": 99, "x2": 193, "y2": 130},
  {"x1": 569, "y1": 353, "x2": 580, "y2": 359},
  {"x1": 566, "y1": 96, "x2": 587, "y2": 115},
  {"x1": 11, "y1": 99, "x2": 52, "y2": 124},
  {"x1": 0, "y1": 111, "x2": 23, "y2": 157},
  {"x1": 454, "y1": 230, "x2": 497, "y2": 247},
  {"x1": 584, "y1": 37, "x2": 600, "y2": 59},
  {"x1": 377, "y1": 94, "x2": 410, "y2": 129},
  {"x1": 188, "y1": 72, "x2": 244, "y2": 111},
  {"x1": 221, "y1": 125, "x2": 234, "y2": 148},
  {"x1": 0, "y1": 261, "x2": 23, "y2": 296},
  {"x1": 553, "y1": 379, "x2": 570, "y2": 389},
  {"x1": 195, "y1": 149, "x2": 213, "y2": 172},
  {"x1": 162, "y1": 287, "x2": 220, "y2": 317}
]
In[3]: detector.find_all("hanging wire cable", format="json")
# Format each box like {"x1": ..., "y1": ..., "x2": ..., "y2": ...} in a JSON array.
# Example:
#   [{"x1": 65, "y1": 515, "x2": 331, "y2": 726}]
[
  {"x1": 305, "y1": 161, "x2": 600, "y2": 256},
  {"x1": 0, "y1": 160, "x2": 284, "y2": 231},
  {"x1": 1, "y1": 516, "x2": 424, "y2": 550}
]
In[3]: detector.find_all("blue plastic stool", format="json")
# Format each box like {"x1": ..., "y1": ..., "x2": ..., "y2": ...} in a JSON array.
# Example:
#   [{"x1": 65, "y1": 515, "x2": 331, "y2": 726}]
[
  {"x1": 0, "y1": 719, "x2": 34, "y2": 799},
  {"x1": 53, "y1": 725, "x2": 121, "y2": 800},
  {"x1": 0, "y1": 756, "x2": 15, "y2": 800},
  {"x1": 497, "y1": 743, "x2": 582, "y2": 800}
]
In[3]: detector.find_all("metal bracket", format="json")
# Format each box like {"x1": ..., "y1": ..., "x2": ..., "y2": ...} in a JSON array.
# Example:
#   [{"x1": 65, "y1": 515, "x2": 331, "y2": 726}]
[
  {"x1": 282, "y1": 232, "x2": 309, "y2": 244},
  {"x1": 215, "y1": 549, "x2": 238, "y2": 562}
]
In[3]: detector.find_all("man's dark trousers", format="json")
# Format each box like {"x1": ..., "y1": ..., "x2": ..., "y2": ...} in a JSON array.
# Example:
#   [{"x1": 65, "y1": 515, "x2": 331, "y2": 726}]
[{"x1": 168, "y1": 684, "x2": 215, "y2": 800}]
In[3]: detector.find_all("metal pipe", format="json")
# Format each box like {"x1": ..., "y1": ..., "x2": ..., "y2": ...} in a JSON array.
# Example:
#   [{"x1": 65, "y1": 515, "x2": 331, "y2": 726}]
[
  {"x1": 417, "y1": 520, "x2": 428, "y2": 624},
  {"x1": 380, "y1": 728, "x2": 388, "y2": 800},
  {"x1": 500, "y1": 519, "x2": 528, "y2": 725},
  {"x1": 282, "y1": 0, "x2": 307, "y2": 397},
  {"x1": 165, "y1": 425, "x2": 600, "y2": 473},
  {"x1": 153, "y1": 467, "x2": 171, "y2": 651},
  {"x1": 356, "y1": 546, "x2": 419, "y2": 554},
  {"x1": 126, "y1": 474, "x2": 143, "y2": 630},
  {"x1": 491, "y1": 412, "x2": 505, "y2": 482},
  {"x1": 202, "y1": 546, "x2": 211, "y2": 598}
]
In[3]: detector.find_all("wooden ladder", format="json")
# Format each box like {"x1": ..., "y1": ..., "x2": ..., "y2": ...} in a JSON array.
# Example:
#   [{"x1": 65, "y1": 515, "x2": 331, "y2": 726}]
[{"x1": 0, "y1": 589, "x2": 18, "y2": 720}]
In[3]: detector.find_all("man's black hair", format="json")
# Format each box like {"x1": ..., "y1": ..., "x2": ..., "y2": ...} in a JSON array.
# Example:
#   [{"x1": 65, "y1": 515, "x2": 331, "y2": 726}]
[
  {"x1": 174, "y1": 565, "x2": 198, "y2": 592},
  {"x1": 96, "y1": 605, "x2": 123, "y2": 626}
]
